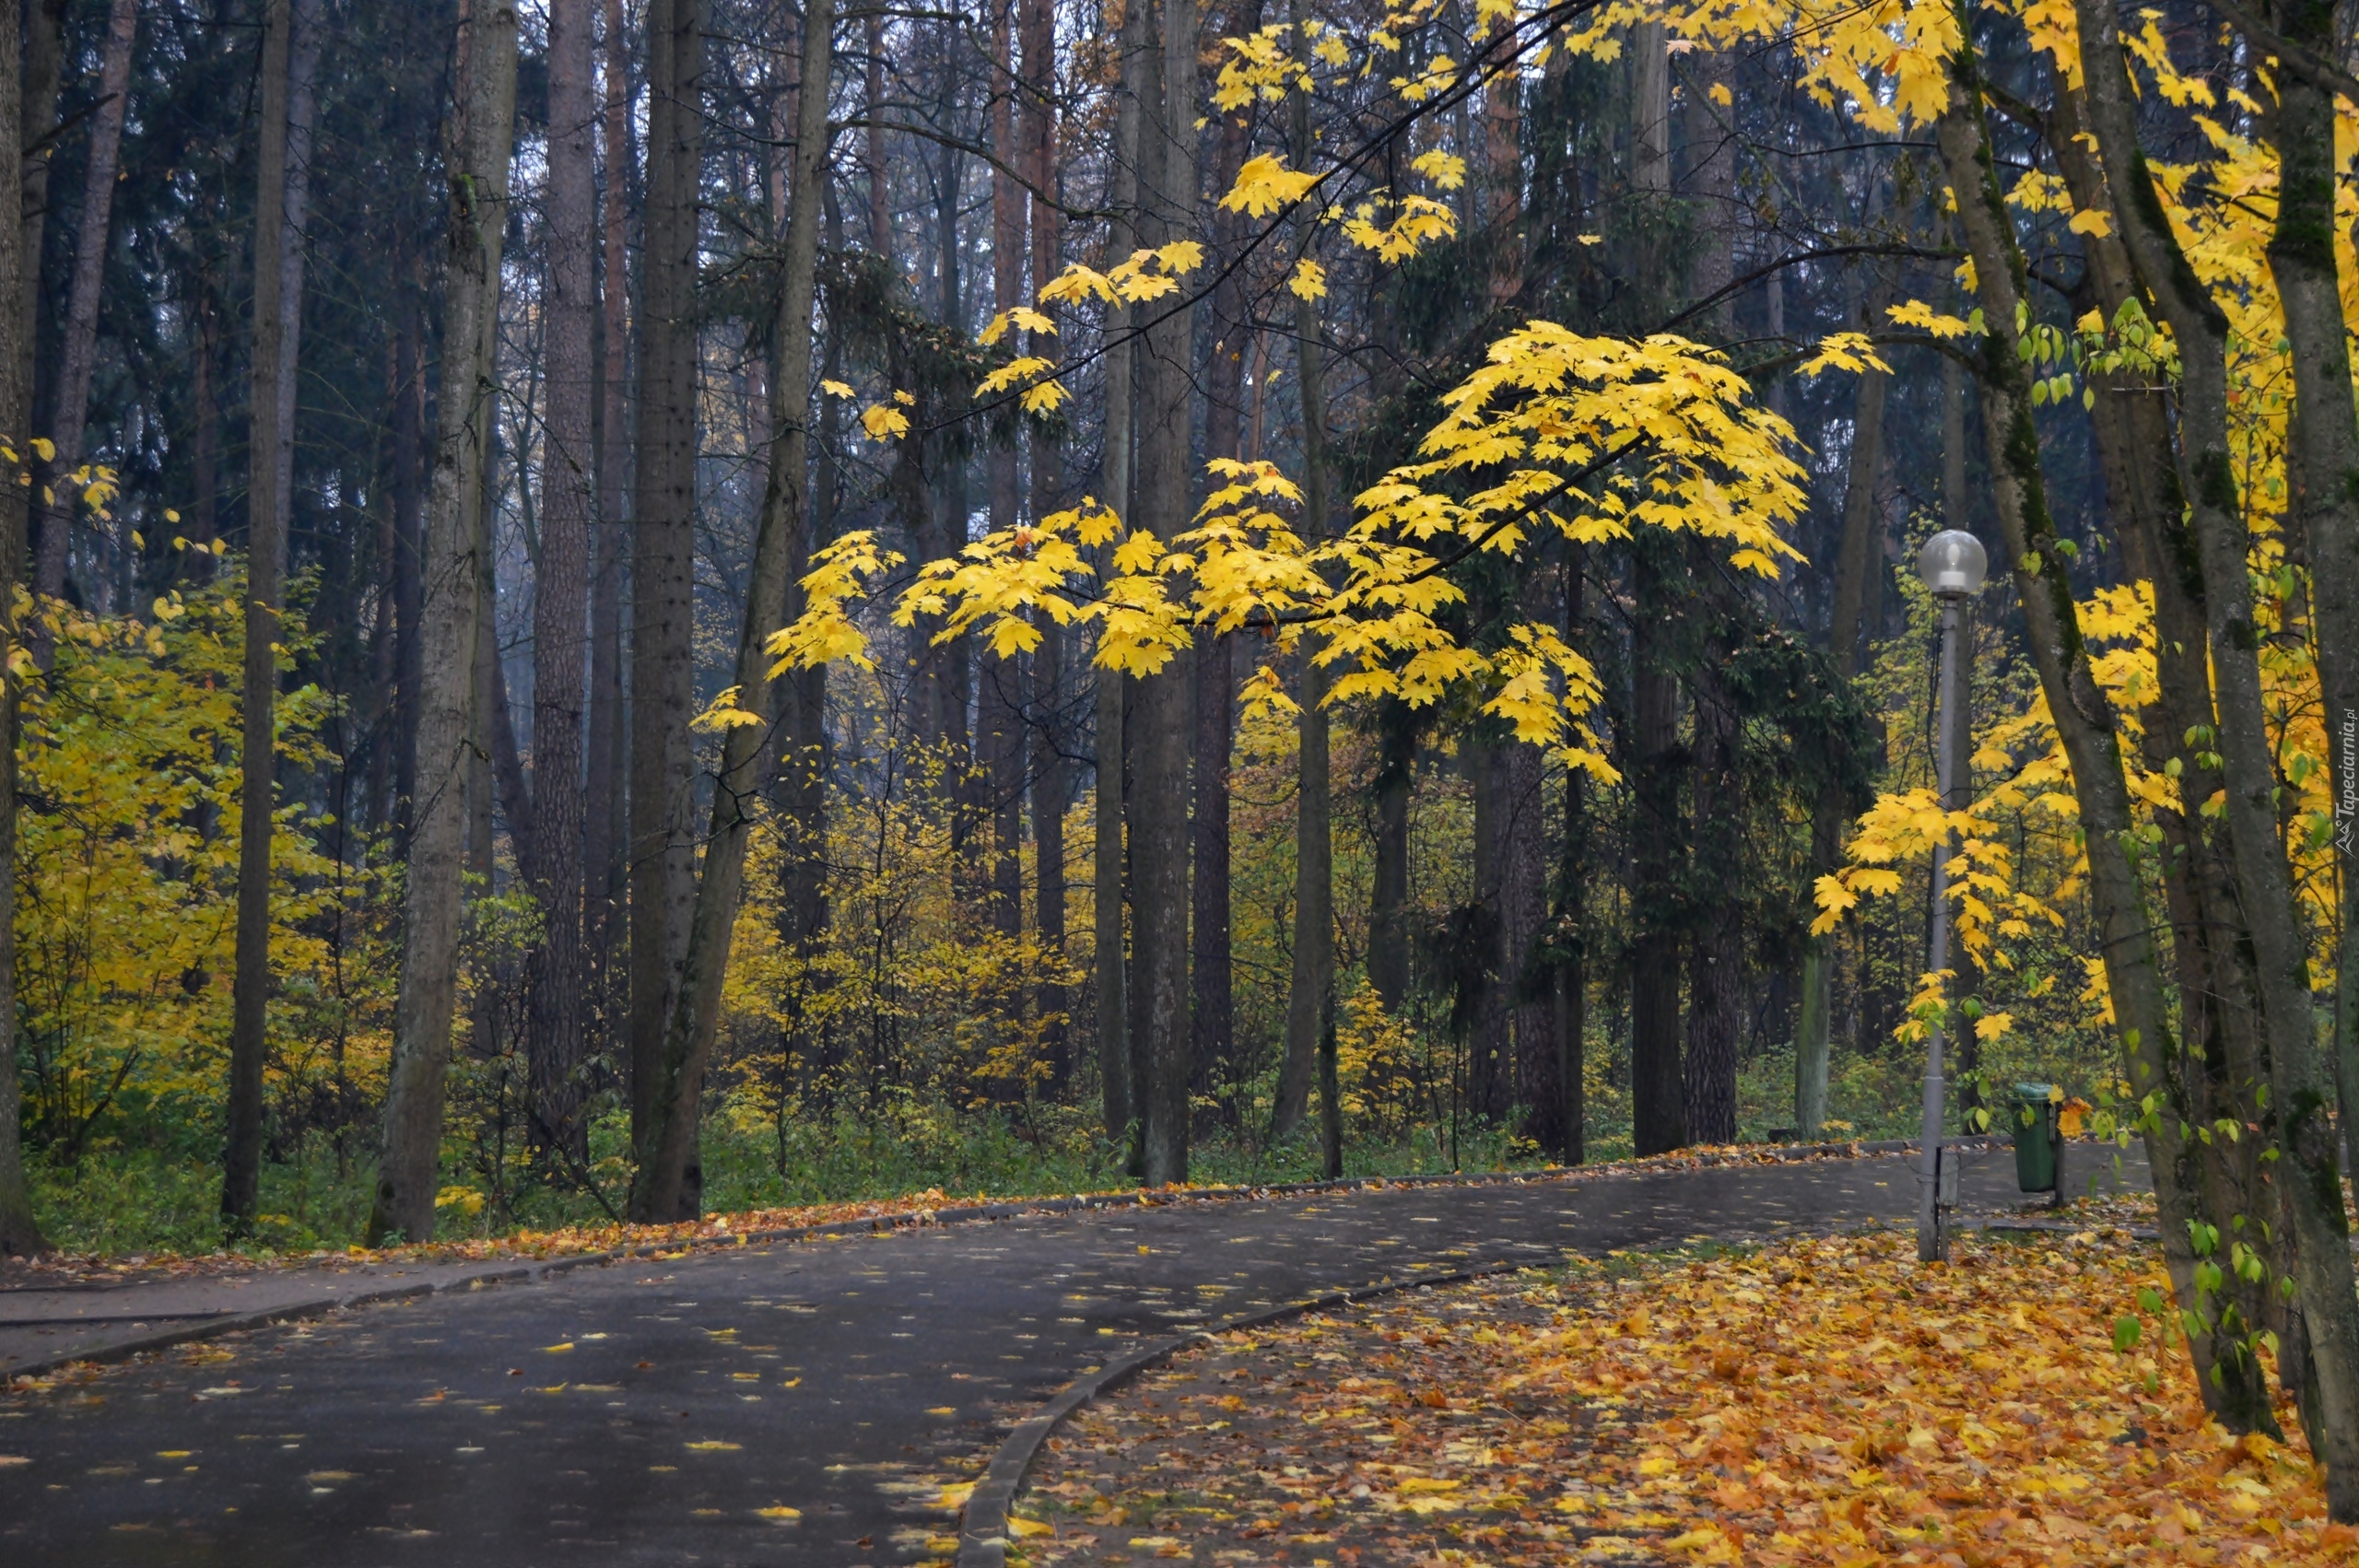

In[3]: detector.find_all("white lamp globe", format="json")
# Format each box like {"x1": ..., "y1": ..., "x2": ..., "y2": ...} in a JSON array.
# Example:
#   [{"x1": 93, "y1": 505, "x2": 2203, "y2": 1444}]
[{"x1": 1917, "y1": 530, "x2": 1989, "y2": 598}]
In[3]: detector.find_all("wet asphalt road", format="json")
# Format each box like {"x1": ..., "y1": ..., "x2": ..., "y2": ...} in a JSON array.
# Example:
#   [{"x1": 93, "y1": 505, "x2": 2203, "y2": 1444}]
[{"x1": 0, "y1": 1146, "x2": 2143, "y2": 1566}]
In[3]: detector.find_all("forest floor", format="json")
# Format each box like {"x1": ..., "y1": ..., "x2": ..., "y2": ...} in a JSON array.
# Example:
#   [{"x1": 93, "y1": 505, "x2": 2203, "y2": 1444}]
[{"x1": 1009, "y1": 1215, "x2": 2345, "y2": 1568}]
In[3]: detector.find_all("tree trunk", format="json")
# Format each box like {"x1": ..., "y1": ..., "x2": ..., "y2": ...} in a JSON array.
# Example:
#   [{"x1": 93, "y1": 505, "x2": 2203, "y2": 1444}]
[
  {"x1": 1543, "y1": 546, "x2": 1588, "y2": 1164},
  {"x1": 1936, "y1": 25, "x2": 2288, "y2": 1454},
  {"x1": 1274, "y1": 110, "x2": 1329, "y2": 1136},
  {"x1": 2075, "y1": 0, "x2": 2359, "y2": 1502},
  {"x1": 37, "y1": 0, "x2": 138, "y2": 607},
  {"x1": 1130, "y1": 0, "x2": 1197, "y2": 1188},
  {"x1": 1795, "y1": 294, "x2": 1887, "y2": 1133},
  {"x1": 2223, "y1": 0, "x2": 2359, "y2": 1490},
  {"x1": 17, "y1": 0, "x2": 65, "y2": 459},
  {"x1": 524, "y1": 0, "x2": 598, "y2": 1158},
  {"x1": 1684, "y1": 638, "x2": 1740, "y2": 1144},
  {"x1": 1095, "y1": 0, "x2": 1146, "y2": 1142},
  {"x1": 0, "y1": 0, "x2": 49, "y2": 1258},
  {"x1": 391, "y1": 289, "x2": 428, "y2": 844},
  {"x1": 984, "y1": 0, "x2": 1027, "y2": 940},
  {"x1": 221, "y1": 0, "x2": 295, "y2": 1235},
  {"x1": 585, "y1": 0, "x2": 634, "y2": 1040},
  {"x1": 629, "y1": 0, "x2": 834, "y2": 1223},
  {"x1": 628, "y1": 0, "x2": 703, "y2": 1172},
  {"x1": 1367, "y1": 697, "x2": 1414, "y2": 1012},
  {"x1": 1629, "y1": 538, "x2": 1685, "y2": 1155},
  {"x1": 369, "y1": 0, "x2": 521, "y2": 1246},
  {"x1": 1023, "y1": 0, "x2": 1066, "y2": 1078},
  {"x1": 2263, "y1": 0, "x2": 2359, "y2": 1269}
]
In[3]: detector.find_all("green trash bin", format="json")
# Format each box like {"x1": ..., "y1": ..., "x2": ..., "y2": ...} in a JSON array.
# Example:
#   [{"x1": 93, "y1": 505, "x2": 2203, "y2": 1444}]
[{"x1": 2013, "y1": 1083, "x2": 2060, "y2": 1192}]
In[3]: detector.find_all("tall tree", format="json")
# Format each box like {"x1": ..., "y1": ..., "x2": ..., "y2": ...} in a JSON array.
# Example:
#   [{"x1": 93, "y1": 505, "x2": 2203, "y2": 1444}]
[
  {"x1": 369, "y1": 0, "x2": 522, "y2": 1246},
  {"x1": 0, "y1": 0, "x2": 47, "y2": 1258},
  {"x1": 1023, "y1": 0, "x2": 1067, "y2": 1077},
  {"x1": 630, "y1": 0, "x2": 837, "y2": 1223},
  {"x1": 525, "y1": 0, "x2": 599, "y2": 1158},
  {"x1": 1095, "y1": 0, "x2": 1146, "y2": 1142},
  {"x1": 628, "y1": 0, "x2": 704, "y2": 1168},
  {"x1": 221, "y1": 0, "x2": 296, "y2": 1234},
  {"x1": 1274, "y1": 24, "x2": 1329, "y2": 1138},
  {"x1": 2258, "y1": 0, "x2": 2359, "y2": 1215},
  {"x1": 38, "y1": 0, "x2": 139, "y2": 606},
  {"x1": 1128, "y1": 0, "x2": 1199, "y2": 1186},
  {"x1": 584, "y1": 0, "x2": 634, "y2": 1030}
]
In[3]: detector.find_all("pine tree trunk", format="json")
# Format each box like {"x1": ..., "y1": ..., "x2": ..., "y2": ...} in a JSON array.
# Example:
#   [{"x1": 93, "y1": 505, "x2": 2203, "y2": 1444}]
[
  {"x1": 0, "y1": 0, "x2": 49, "y2": 1258},
  {"x1": 1129, "y1": 0, "x2": 1197, "y2": 1188},
  {"x1": 1629, "y1": 538, "x2": 1685, "y2": 1155},
  {"x1": 629, "y1": 0, "x2": 835, "y2": 1223},
  {"x1": 222, "y1": 0, "x2": 295, "y2": 1235},
  {"x1": 1367, "y1": 698, "x2": 1413, "y2": 1012},
  {"x1": 984, "y1": 0, "x2": 1027, "y2": 941},
  {"x1": 1023, "y1": 0, "x2": 1066, "y2": 1080},
  {"x1": 17, "y1": 0, "x2": 64, "y2": 456},
  {"x1": 525, "y1": 0, "x2": 597, "y2": 1158},
  {"x1": 1684, "y1": 639, "x2": 1740, "y2": 1144},
  {"x1": 1274, "y1": 100, "x2": 1329, "y2": 1136},
  {"x1": 584, "y1": 0, "x2": 634, "y2": 1042},
  {"x1": 628, "y1": 0, "x2": 703, "y2": 1174},
  {"x1": 369, "y1": 0, "x2": 521, "y2": 1246},
  {"x1": 37, "y1": 0, "x2": 138, "y2": 606},
  {"x1": 390, "y1": 292, "x2": 428, "y2": 845},
  {"x1": 1095, "y1": 0, "x2": 1146, "y2": 1142}
]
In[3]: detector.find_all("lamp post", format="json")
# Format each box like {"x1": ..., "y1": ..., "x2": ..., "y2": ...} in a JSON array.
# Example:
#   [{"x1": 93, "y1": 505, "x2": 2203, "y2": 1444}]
[{"x1": 1916, "y1": 529, "x2": 1987, "y2": 1262}]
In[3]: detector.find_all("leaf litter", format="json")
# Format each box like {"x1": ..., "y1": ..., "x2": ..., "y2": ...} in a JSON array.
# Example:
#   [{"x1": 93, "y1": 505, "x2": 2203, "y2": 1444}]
[{"x1": 1008, "y1": 1225, "x2": 2352, "y2": 1565}]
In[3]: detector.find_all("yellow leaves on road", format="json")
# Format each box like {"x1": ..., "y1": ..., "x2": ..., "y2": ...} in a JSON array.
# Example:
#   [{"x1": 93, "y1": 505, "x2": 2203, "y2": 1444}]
[
  {"x1": 684, "y1": 1441, "x2": 742, "y2": 1452},
  {"x1": 1009, "y1": 1227, "x2": 2352, "y2": 1566}
]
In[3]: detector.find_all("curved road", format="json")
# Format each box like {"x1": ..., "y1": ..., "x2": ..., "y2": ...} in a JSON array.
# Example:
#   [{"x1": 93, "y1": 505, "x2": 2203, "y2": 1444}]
[{"x1": 0, "y1": 1146, "x2": 2141, "y2": 1566}]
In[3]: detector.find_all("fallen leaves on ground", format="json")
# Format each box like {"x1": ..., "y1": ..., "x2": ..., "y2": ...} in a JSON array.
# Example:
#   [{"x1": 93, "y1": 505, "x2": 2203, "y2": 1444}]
[{"x1": 1011, "y1": 1225, "x2": 2350, "y2": 1566}]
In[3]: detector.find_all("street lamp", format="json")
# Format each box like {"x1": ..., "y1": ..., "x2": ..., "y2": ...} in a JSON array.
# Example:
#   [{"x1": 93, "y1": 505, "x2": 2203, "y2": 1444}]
[{"x1": 1915, "y1": 529, "x2": 1987, "y2": 1262}]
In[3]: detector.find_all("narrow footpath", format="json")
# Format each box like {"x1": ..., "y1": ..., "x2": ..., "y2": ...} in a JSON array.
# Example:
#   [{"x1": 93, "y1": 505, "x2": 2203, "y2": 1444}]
[{"x1": 0, "y1": 1145, "x2": 2145, "y2": 1568}]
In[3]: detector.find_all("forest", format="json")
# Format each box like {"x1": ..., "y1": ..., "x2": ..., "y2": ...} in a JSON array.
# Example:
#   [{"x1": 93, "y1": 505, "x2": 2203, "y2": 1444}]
[{"x1": 0, "y1": 0, "x2": 2350, "y2": 1375}]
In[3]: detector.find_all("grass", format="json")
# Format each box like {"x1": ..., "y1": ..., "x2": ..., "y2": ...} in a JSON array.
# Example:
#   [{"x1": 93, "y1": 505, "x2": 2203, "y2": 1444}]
[{"x1": 23, "y1": 1102, "x2": 1551, "y2": 1258}]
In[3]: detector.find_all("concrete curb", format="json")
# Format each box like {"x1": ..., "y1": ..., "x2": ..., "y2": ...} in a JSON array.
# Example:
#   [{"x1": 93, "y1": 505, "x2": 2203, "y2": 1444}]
[{"x1": 4, "y1": 1133, "x2": 1999, "y2": 1387}]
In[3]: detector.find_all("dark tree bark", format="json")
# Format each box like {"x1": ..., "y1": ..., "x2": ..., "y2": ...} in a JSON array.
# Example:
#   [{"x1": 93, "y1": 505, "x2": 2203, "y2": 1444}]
[
  {"x1": 222, "y1": 0, "x2": 295, "y2": 1235},
  {"x1": 1683, "y1": 637, "x2": 1740, "y2": 1144},
  {"x1": 17, "y1": 0, "x2": 65, "y2": 441},
  {"x1": 1190, "y1": 0, "x2": 1258, "y2": 1115},
  {"x1": 1629, "y1": 540, "x2": 1686, "y2": 1155},
  {"x1": 38, "y1": 0, "x2": 138, "y2": 607},
  {"x1": 0, "y1": 0, "x2": 50, "y2": 1258},
  {"x1": 584, "y1": 0, "x2": 634, "y2": 1036},
  {"x1": 1023, "y1": 0, "x2": 1066, "y2": 1077},
  {"x1": 628, "y1": 0, "x2": 704, "y2": 1173},
  {"x1": 629, "y1": 0, "x2": 835, "y2": 1223},
  {"x1": 1366, "y1": 697, "x2": 1414, "y2": 1012},
  {"x1": 370, "y1": 0, "x2": 522, "y2": 1246},
  {"x1": 391, "y1": 289, "x2": 428, "y2": 845},
  {"x1": 1129, "y1": 0, "x2": 1197, "y2": 1187},
  {"x1": 984, "y1": 0, "x2": 1027, "y2": 941},
  {"x1": 1273, "y1": 66, "x2": 1329, "y2": 1136},
  {"x1": 524, "y1": 0, "x2": 598, "y2": 1158},
  {"x1": 1094, "y1": 0, "x2": 1146, "y2": 1142}
]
